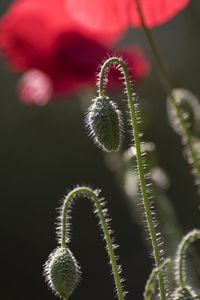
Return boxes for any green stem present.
[176,229,200,288]
[99,57,166,300]
[134,0,200,185]
[61,186,125,300]
[144,258,170,300]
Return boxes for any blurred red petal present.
[0,0,150,101]
[130,0,191,27]
[0,0,72,71]
[66,0,190,35]
[18,70,53,105]
[66,0,129,42]
[49,33,150,95]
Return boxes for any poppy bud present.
[167,89,200,137]
[172,286,197,300]
[44,247,80,299]
[86,96,123,152]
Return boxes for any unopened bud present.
[44,247,80,299]
[86,96,123,152]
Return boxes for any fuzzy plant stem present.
[60,186,125,300]
[144,258,170,300]
[135,0,200,184]
[176,229,200,288]
[99,57,166,300]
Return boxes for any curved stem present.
[99,57,166,300]
[134,0,200,185]
[176,229,200,288]
[60,186,125,300]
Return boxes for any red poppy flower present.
[66,0,190,40]
[0,0,150,105]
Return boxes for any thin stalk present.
[144,258,170,300]
[61,186,125,300]
[134,0,200,184]
[99,57,166,300]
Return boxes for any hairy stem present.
[99,57,166,300]
[176,229,200,288]
[144,258,170,300]
[60,186,125,300]
[135,0,200,185]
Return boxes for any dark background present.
[1,0,200,299]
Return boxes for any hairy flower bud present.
[167,89,200,137]
[172,286,197,300]
[44,247,80,299]
[86,96,123,152]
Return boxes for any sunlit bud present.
[86,96,123,152]
[167,89,200,137]
[172,286,197,300]
[44,247,80,299]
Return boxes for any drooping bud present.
[86,96,123,152]
[167,89,200,137]
[172,286,197,300]
[44,247,80,299]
